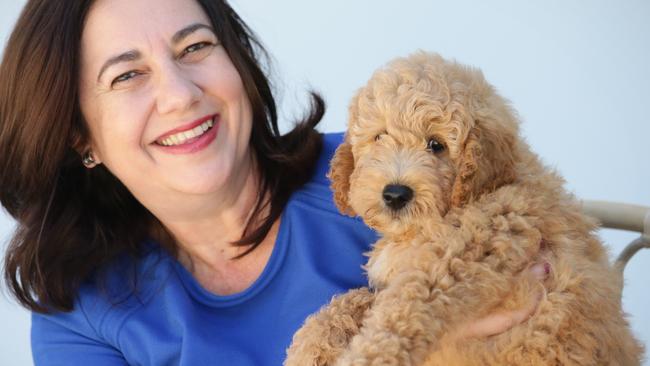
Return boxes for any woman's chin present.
[169,175,230,196]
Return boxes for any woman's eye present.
[426,137,445,153]
[111,71,140,87]
[180,42,214,59]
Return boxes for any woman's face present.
[79,0,253,215]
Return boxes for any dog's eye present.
[426,137,445,153]
[375,131,387,141]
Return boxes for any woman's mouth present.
[153,114,219,154]
[157,118,214,146]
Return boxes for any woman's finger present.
[457,285,543,339]
[529,261,551,281]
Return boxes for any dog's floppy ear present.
[328,134,356,216]
[450,121,518,207]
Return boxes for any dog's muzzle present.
[382,184,413,211]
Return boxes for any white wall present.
[1,0,648,365]
[1,1,31,365]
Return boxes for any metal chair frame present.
[581,200,650,271]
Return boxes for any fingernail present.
[544,262,550,275]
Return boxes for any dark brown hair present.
[0,0,323,313]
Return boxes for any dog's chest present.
[366,246,393,289]
[366,237,444,290]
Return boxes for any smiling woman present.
[78,0,261,217]
[0,0,324,312]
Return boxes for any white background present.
[1,0,648,365]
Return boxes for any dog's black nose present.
[382,184,413,210]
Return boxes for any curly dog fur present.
[285,52,644,365]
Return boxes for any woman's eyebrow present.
[171,23,214,45]
[97,50,141,82]
[95,23,214,83]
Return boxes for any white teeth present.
[158,118,214,146]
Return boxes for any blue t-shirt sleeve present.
[32,311,127,365]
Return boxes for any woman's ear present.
[327,134,356,216]
[70,128,86,155]
[70,129,102,168]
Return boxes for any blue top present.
[31,133,378,366]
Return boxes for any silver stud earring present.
[82,151,97,168]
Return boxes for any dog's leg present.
[284,288,375,366]
[333,270,447,366]
[334,260,518,366]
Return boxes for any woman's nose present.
[155,63,202,115]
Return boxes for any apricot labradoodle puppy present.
[284,52,643,365]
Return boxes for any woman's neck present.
[155,154,280,295]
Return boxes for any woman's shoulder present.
[285,131,376,240]
[31,244,174,349]
[313,132,344,183]
[291,132,344,208]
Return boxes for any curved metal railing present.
[581,200,650,271]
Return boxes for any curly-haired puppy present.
[285,52,644,366]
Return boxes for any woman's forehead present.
[82,0,211,54]
[79,0,213,83]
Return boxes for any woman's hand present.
[454,261,550,339]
